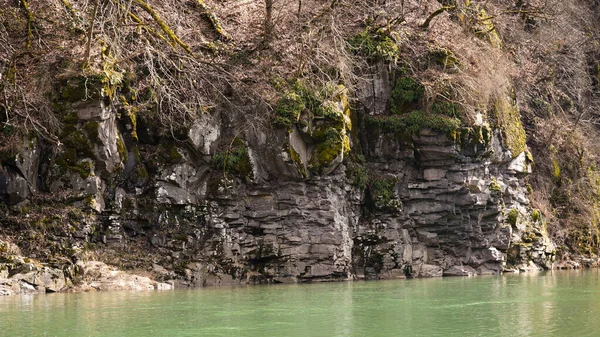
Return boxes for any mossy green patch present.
[116,134,127,163]
[132,146,141,163]
[83,121,100,144]
[276,81,352,176]
[133,165,149,181]
[156,144,184,165]
[454,3,502,48]
[59,75,104,102]
[348,27,400,62]
[84,195,95,208]
[489,177,502,192]
[56,156,93,179]
[308,127,350,174]
[521,230,537,244]
[549,145,562,185]
[531,209,542,222]
[274,92,304,128]
[119,95,139,141]
[390,77,425,113]
[455,125,491,150]
[195,0,229,40]
[287,144,307,178]
[431,100,461,119]
[475,8,502,48]
[493,96,526,158]
[507,208,519,227]
[60,127,95,161]
[346,155,368,189]
[427,47,462,71]
[168,146,183,163]
[366,110,461,135]
[273,80,349,129]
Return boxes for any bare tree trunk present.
[264,0,274,46]
[84,0,100,64]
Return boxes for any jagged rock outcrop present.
[8,0,599,293]
[0,67,555,288]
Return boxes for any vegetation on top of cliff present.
[390,76,425,113]
[273,80,347,129]
[366,111,461,135]
[348,27,400,62]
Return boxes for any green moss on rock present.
[273,80,348,129]
[493,96,526,158]
[308,124,351,174]
[116,134,127,163]
[531,209,542,222]
[287,144,307,178]
[274,92,304,128]
[56,156,93,179]
[346,156,368,189]
[276,82,352,175]
[366,110,460,135]
[83,121,100,144]
[390,77,425,113]
[507,208,519,227]
[427,47,462,71]
[59,75,104,102]
[489,177,501,192]
[133,165,149,182]
[348,27,399,62]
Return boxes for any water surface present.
[1,270,599,336]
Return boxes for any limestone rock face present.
[0,167,29,205]
[188,114,221,155]
[0,139,40,205]
[0,69,555,290]
[352,125,554,279]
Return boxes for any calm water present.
[1,270,600,336]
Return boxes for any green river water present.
[1,270,599,336]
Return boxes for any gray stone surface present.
[0,67,556,289]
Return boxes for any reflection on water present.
[1,269,599,336]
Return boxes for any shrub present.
[212,139,252,178]
[348,28,399,62]
[507,209,519,226]
[390,77,424,111]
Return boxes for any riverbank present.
[3,236,598,297]
[0,239,172,296]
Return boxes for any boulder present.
[77,261,173,291]
[444,265,477,277]
[419,264,443,277]
[10,265,67,293]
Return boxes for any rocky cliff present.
[1,0,599,292]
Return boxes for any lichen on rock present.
[492,95,527,158]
